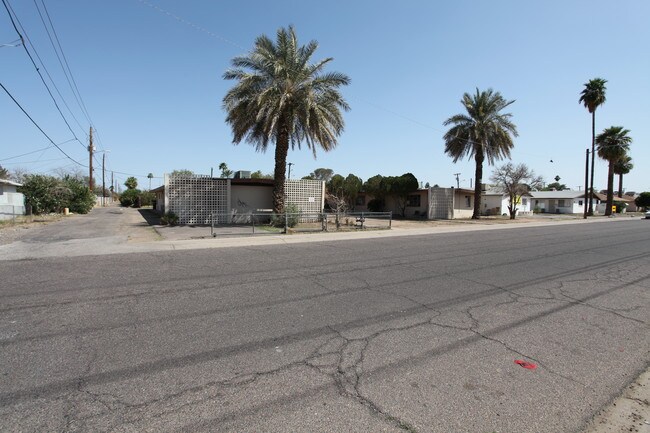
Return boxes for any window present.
[356,195,365,206]
[558,200,566,207]
[465,196,471,207]
[407,194,421,207]
[578,200,583,206]
[522,198,528,206]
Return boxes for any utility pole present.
[88,127,94,190]
[287,162,294,179]
[583,148,589,219]
[454,173,461,188]
[102,152,106,207]
[111,171,114,201]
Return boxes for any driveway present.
[0,207,159,257]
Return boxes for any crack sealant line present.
[464,306,589,388]
[455,269,650,327]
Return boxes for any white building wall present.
[231,185,273,213]
[0,184,25,220]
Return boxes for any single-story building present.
[483,190,533,216]
[0,179,25,221]
[155,173,325,225]
[593,192,635,213]
[528,190,593,214]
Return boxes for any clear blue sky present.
[2,0,649,192]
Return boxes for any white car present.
[646,211,650,219]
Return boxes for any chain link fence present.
[210,211,392,237]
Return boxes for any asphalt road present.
[0,218,648,432]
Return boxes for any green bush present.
[19,174,95,214]
[612,201,627,213]
[635,192,650,210]
[367,198,384,212]
[119,189,141,207]
[271,203,300,228]
[139,191,154,206]
[63,177,95,214]
[160,212,179,226]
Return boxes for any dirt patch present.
[582,368,650,432]
[0,214,65,245]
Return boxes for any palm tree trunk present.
[472,149,484,219]
[588,110,596,215]
[272,120,290,214]
[617,173,623,198]
[605,161,614,216]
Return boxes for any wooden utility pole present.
[102,152,106,207]
[454,173,461,188]
[88,127,94,190]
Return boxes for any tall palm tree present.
[443,88,518,219]
[596,126,632,216]
[613,154,633,198]
[579,78,607,215]
[222,26,350,214]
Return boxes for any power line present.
[2,0,86,149]
[1,81,85,167]
[37,0,105,146]
[32,0,89,139]
[137,0,245,50]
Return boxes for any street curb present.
[581,366,650,433]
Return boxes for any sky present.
[1,0,649,192]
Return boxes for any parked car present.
[646,210,650,219]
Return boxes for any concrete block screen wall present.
[164,175,325,225]
[428,187,454,219]
[284,179,325,215]
[165,175,229,225]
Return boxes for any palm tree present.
[443,88,518,219]
[579,78,607,215]
[613,154,633,198]
[596,126,632,216]
[222,26,350,214]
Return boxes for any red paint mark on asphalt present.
[514,360,537,370]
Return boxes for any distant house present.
[593,192,635,213]
[483,190,532,216]
[0,179,25,220]
[528,190,591,214]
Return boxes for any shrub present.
[612,201,627,213]
[63,177,95,214]
[635,192,650,210]
[19,175,63,214]
[160,212,179,226]
[139,191,154,206]
[19,174,95,214]
[119,189,140,207]
[367,198,384,212]
[271,203,300,228]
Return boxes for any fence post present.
[252,214,255,234]
[284,211,288,234]
[389,212,392,229]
